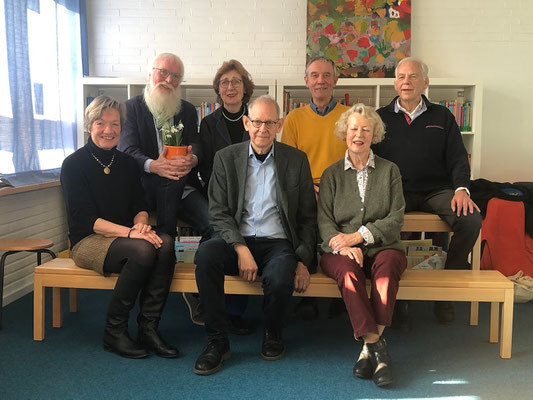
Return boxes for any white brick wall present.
[87,0,533,182]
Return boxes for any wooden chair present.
[0,238,56,329]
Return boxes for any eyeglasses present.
[153,67,182,82]
[219,78,243,88]
[249,119,279,129]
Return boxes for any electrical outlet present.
[457,90,464,98]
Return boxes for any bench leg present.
[489,302,499,343]
[469,301,479,326]
[52,288,63,328]
[33,276,45,341]
[69,288,78,313]
[500,289,514,359]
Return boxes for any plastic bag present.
[507,270,533,303]
[411,252,446,270]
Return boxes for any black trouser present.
[404,189,482,269]
[194,237,297,340]
[103,234,175,331]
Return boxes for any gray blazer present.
[208,140,317,271]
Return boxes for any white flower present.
[161,120,184,146]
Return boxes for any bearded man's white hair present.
[144,53,184,126]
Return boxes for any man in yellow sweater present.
[282,57,349,195]
[281,57,349,318]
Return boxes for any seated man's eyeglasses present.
[219,78,243,88]
[249,119,279,129]
[153,67,182,82]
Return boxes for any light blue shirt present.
[239,143,287,239]
[310,96,338,116]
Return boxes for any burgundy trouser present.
[321,249,407,339]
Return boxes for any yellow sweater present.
[281,103,349,184]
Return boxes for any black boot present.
[137,244,179,358]
[103,276,149,359]
[367,338,393,387]
[103,328,149,359]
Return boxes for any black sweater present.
[60,137,147,248]
[374,95,471,194]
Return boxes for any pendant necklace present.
[91,152,114,175]
[222,108,245,122]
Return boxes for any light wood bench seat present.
[33,257,514,358]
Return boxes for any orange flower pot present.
[164,145,187,159]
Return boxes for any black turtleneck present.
[222,105,247,144]
[60,137,147,248]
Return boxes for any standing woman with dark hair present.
[199,59,255,187]
[61,95,178,359]
[195,60,255,334]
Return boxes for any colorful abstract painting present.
[307,0,411,78]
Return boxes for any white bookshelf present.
[78,77,277,148]
[276,78,483,178]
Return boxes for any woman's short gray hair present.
[84,95,126,133]
[334,103,385,144]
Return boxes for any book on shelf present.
[283,90,308,115]
[195,102,220,121]
[438,99,472,131]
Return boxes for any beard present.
[144,81,182,126]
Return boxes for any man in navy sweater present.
[373,57,481,325]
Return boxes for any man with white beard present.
[119,53,212,243]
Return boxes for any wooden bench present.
[33,257,513,358]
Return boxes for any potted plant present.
[161,120,187,159]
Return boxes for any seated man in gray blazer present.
[193,95,317,375]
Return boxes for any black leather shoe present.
[294,297,318,320]
[353,343,373,379]
[138,327,179,358]
[194,339,231,375]
[228,315,254,335]
[434,301,455,324]
[392,300,411,332]
[103,330,149,359]
[367,338,393,387]
[261,328,285,361]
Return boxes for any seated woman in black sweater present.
[61,96,177,359]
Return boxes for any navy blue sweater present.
[373,95,471,194]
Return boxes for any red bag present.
[481,198,533,276]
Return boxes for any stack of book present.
[402,239,446,269]
[175,236,201,263]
